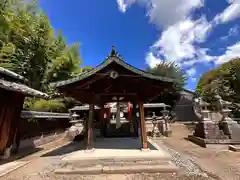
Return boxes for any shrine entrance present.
[51,47,176,151]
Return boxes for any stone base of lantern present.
[163,130,172,137]
[193,121,228,140]
[151,131,161,139]
[219,120,240,141]
[188,120,237,148]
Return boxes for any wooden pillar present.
[132,103,139,137]
[100,105,105,137]
[86,104,94,150]
[139,102,148,149]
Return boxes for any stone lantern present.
[198,98,211,122]
[161,107,171,137]
[151,112,160,138]
[217,96,239,138]
[67,112,84,141]
[218,96,232,122]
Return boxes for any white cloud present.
[191,77,197,82]
[181,59,198,67]
[145,52,162,68]
[117,0,204,27]
[152,17,212,64]
[214,0,240,24]
[216,42,240,64]
[116,0,214,68]
[186,68,196,77]
[196,48,217,62]
[220,25,239,40]
[116,0,136,12]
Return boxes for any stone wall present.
[175,94,198,122]
[19,131,66,150]
[20,118,70,140]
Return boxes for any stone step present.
[64,159,171,168]
[61,154,171,164]
[229,145,240,152]
[54,162,178,175]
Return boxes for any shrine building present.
[51,47,177,151]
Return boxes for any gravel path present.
[154,140,221,180]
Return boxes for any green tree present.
[196,58,240,115]
[147,62,187,91]
[147,62,187,107]
[197,58,240,103]
[0,0,90,112]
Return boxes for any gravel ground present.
[2,123,237,180]
[2,142,220,180]
[154,140,221,180]
[3,172,217,180]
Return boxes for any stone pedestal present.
[151,112,161,138]
[161,109,171,137]
[152,120,161,138]
[191,98,229,145]
[66,120,84,141]
[218,98,240,143]
[220,117,240,141]
[194,121,227,139]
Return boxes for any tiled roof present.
[21,111,70,118]
[0,79,49,98]
[50,52,176,88]
[0,67,27,82]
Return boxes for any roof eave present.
[0,79,49,99]
[51,55,176,88]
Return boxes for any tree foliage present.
[196,58,240,115]
[0,0,92,112]
[0,1,87,91]
[147,62,187,107]
[196,58,240,102]
[147,62,187,91]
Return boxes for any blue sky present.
[39,0,240,90]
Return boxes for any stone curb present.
[229,145,240,152]
[0,161,31,178]
[54,163,178,175]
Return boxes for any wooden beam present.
[75,75,107,90]
[86,104,94,150]
[99,93,137,96]
[99,104,105,137]
[139,102,148,149]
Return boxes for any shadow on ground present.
[0,147,43,165]
[41,138,157,157]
